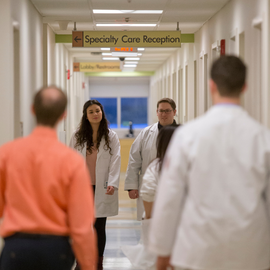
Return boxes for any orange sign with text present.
[110,47,138,52]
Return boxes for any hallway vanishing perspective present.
[1,0,270,270]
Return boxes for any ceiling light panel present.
[96,24,157,27]
[112,52,138,57]
[93,10,163,14]
[125,62,139,64]
[102,57,119,60]
[125,58,140,60]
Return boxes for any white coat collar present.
[149,122,159,133]
[208,104,245,115]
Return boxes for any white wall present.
[12,0,44,136]
[151,43,194,125]
[53,43,70,143]
[72,71,88,133]
[0,0,13,145]
[52,46,88,144]
[52,49,88,144]
[89,77,149,97]
[44,24,56,86]
[151,0,270,128]
[0,0,43,146]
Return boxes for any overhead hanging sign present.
[72,31,181,48]
[73,62,121,72]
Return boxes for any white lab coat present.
[69,130,121,218]
[125,123,159,220]
[149,105,270,270]
[141,159,160,203]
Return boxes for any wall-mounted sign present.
[72,31,181,48]
[110,47,137,52]
[73,62,121,72]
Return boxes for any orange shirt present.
[0,126,97,270]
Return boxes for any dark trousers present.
[92,185,107,257]
[95,217,107,257]
[0,234,74,270]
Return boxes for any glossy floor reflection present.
[103,173,144,270]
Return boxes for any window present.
[121,97,148,128]
[91,97,117,128]
[90,97,148,128]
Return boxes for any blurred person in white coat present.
[122,125,178,269]
[70,99,121,270]
[124,98,178,220]
[149,55,270,270]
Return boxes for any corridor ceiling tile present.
[31,0,90,17]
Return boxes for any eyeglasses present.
[157,109,173,114]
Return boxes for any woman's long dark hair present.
[74,100,112,154]
[156,125,179,173]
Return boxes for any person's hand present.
[106,186,115,195]
[156,256,173,270]
[128,189,139,199]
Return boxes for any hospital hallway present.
[2,0,270,269]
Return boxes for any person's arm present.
[106,132,121,195]
[124,131,144,198]
[68,157,97,270]
[148,129,188,257]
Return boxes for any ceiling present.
[31,0,231,72]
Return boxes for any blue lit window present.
[121,98,148,128]
[91,97,117,128]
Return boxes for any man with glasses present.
[125,98,178,220]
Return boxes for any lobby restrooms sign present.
[73,62,121,72]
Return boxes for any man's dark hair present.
[157,98,176,110]
[33,85,67,127]
[211,55,247,97]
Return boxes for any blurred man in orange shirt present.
[0,86,97,270]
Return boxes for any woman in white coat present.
[122,125,179,269]
[70,99,121,270]
[141,125,179,219]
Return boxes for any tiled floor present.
[103,173,144,270]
